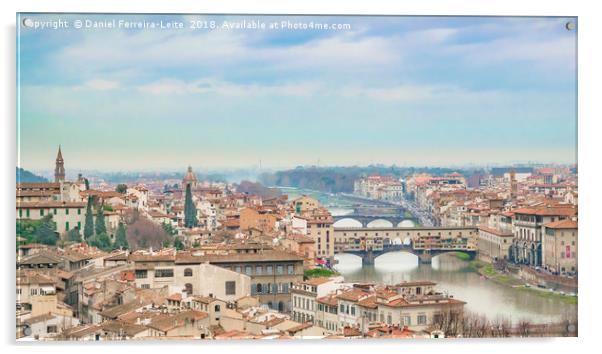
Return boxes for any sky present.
[17,14,577,172]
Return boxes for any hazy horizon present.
[18,14,577,170]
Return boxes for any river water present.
[335,252,576,324]
[278,187,577,324]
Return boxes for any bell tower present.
[54,145,65,183]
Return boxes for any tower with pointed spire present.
[54,145,65,183]
[182,165,198,190]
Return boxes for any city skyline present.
[18,14,577,170]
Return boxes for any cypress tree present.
[83,197,94,239]
[95,207,106,235]
[184,183,197,228]
[34,215,58,245]
[114,222,129,250]
[67,228,81,243]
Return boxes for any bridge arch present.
[333,218,363,228]
[397,220,416,228]
[367,219,394,228]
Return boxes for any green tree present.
[84,178,90,190]
[115,184,128,194]
[184,183,197,228]
[83,197,94,239]
[34,215,58,245]
[89,233,113,252]
[95,207,106,235]
[16,219,41,244]
[174,237,185,250]
[113,222,129,250]
[67,228,81,243]
[162,239,171,248]
[162,222,177,236]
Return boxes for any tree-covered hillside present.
[16,167,48,183]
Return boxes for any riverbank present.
[456,254,578,305]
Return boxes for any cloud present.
[78,79,120,91]
[137,78,321,97]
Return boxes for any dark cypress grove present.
[184,183,197,228]
[114,222,129,250]
[95,207,106,235]
[83,197,94,239]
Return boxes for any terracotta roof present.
[395,280,436,287]
[357,295,378,309]
[512,206,576,217]
[99,300,149,319]
[16,201,86,208]
[317,294,338,306]
[147,310,208,332]
[337,288,371,302]
[100,320,148,337]
[478,226,514,237]
[175,250,302,264]
[343,326,362,337]
[166,293,182,302]
[545,219,578,229]
[303,277,332,286]
[22,313,55,325]
[287,322,313,334]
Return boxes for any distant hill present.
[236,180,282,200]
[259,166,478,193]
[16,167,48,183]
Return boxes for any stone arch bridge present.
[333,226,478,265]
[333,214,420,228]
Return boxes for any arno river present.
[280,187,577,324]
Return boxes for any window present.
[234,266,242,273]
[40,209,44,216]
[47,325,58,333]
[141,284,150,289]
[53,208,57,215]
[402,315,411,325]
[255,265,263,275]
[277,265,284,274]
[65,208,69,215]
[287,265,294,275]
[351,306,356,316]
[272,283,278,294]
[184,268,193,277]
[340,304,344,313]
[256,283,263,294]
[77,222,81,230]
[417,314,427,325]
[135,270,147,279]
[225,281,236,295]
[154,269,174,278]
[266,265,273,275]
[184,283,193,294]
[245,266,252,275]
[65,222,69,230]
[26,209,30,217]
[78,208,82,215]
